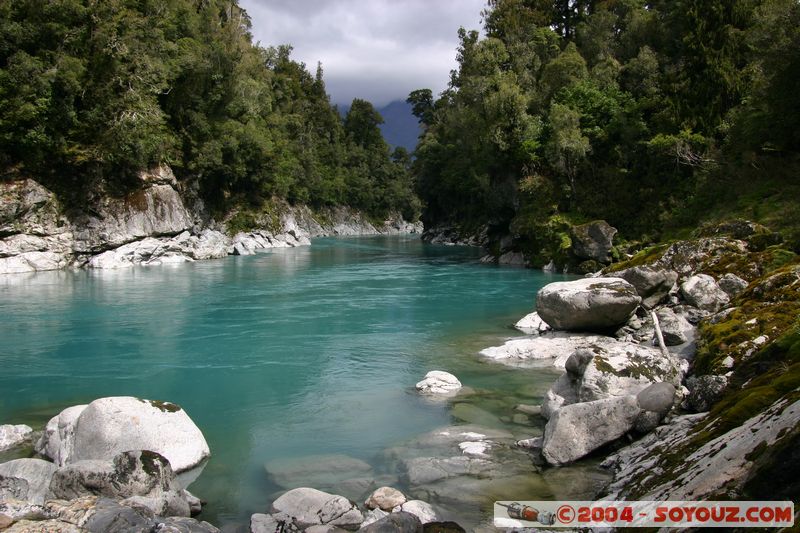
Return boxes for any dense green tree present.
[410,0,797,246]
[0,0,417,220]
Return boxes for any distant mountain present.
[377,100,422,153]
[337,100,421,153]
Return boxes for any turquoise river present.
[0,235,607,529]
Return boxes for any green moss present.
[694,261,800,374]
[226,199,284,235]
[143,399,182,413]
[604,243,670,272]
[593,356,617,376]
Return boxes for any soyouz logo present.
[493,501,795,528]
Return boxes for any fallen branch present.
[651,310,669,357]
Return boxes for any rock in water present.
[542,395,641,465]
[536,278,641,332]
[680,274,730,312]
[270,487,363,530]
[570,221,617,263]
[513,312,551,334]
[611,266,678,309]
[0,458,57,505]
[392,501,439,525]
[37,397,209,473]
[415,371,462,395]
[365,487,407,511]
[0,424,33,451]
[264,453,373,490]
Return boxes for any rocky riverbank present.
[478,221,799,526]
[0,167,422,274]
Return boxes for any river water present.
[0,236,607,529]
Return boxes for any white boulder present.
[536,278,641,331]
[513,312,551,334]
[542,395,641,465]
[415,371,462,395]
[270,487,363,530]
[680,274,730,312]
[36,397,209,473]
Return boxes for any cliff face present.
[0,167,422,274]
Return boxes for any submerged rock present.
[0,424,33,451]
[536,278,641,332]
[37,397,209,473]
[264,453,373,491]
[415,372,462,395]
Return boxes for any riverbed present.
[0,235,607,529]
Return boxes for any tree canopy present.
[0,0,418,220]
[410,0,800,252]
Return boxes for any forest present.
[409,0,800,264]
[2,0,798,253]
[0,0,419,220]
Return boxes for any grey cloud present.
[239,0,486,106]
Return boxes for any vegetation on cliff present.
[409,0,800,259]
[0,0,419,221]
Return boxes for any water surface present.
[0,236,581,527]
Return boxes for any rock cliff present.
[0,167,422,274]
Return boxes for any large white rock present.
[364,486,407,511]
[415,371,462,395]
[37,397,209,473]
[35,404,86,466]
[72,177,194,254]
[0,424,33,451]
[542,395,641,465]
[680,274,730,312]
[536,277,641,331]
[541,342,681,419]
[270,487,363,530]
[0,458,57,505]
[391,500,439,524]
[480,333,617,368]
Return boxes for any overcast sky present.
[239,0,487,107]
